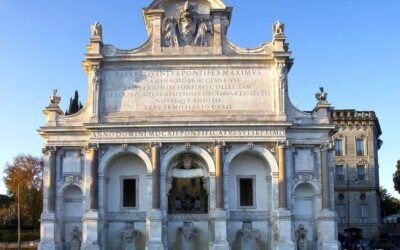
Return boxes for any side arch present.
[224,144,278,174]
[99,146,152,176]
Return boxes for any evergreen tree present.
[65,90,83,115]
[393,160,400,193]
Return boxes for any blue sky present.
[0,0,399,196]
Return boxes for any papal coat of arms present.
[162,0,213,47]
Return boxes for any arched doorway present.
[62,185,83,249]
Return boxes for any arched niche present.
[62,185,83,249]
[292,183,318,248]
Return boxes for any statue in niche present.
[273,21,285,36]
[194,19,213,47]
[120,222,136,250]
[315,87,328,103]
[163,17,179,47]
[239,221,260,250]
[49,89,61,107]
[296,225,308,250]
[91,22,102,39]
[70,226,81,250]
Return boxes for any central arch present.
[161,145,215,249]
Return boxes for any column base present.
[39,212,58,250]
[81,210,100,250]
[38,242,58,250]
[146,209,164,250]
[317,209,340,250]
[209,209,230,250]
[273,209,295,250]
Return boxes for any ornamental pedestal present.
[146,209,164,250]
[38,212,58,250]
[210,209,230,250]
[317,209,340,250]
[81,210,100,250]
[273,209,295,250]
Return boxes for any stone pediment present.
[143,0,232,51]
[148,0,226,9]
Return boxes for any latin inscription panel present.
[102,68,274,115]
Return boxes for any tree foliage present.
[3,155,43,226]
[380,187,400,218]
[393,160,400,193]
[65,90,83,115]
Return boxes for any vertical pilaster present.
[317,142,340,250]
[210,11,222,55]
[47,147,57,212]
[214,141,224,209]
[277,141,287,209]
[320,142,331,209]
[39,146,58,249]
[81,143,100,250]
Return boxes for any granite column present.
[277,142,287,208]
[211,141,229,250]
[215,142,224,209]
[146,142,163,250]
[90,144,99,210]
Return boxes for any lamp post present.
[17,177,21,250]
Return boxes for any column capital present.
[214,141,225,148]
[42,146,57,155]
[277,140,288,149]
[150,142,162,148]
[320,141,333,152]
[86,143,99,151]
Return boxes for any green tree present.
[380,187,400,218]
[65,90,83,115]
[393,160,400,193]
[3,155,43,226]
